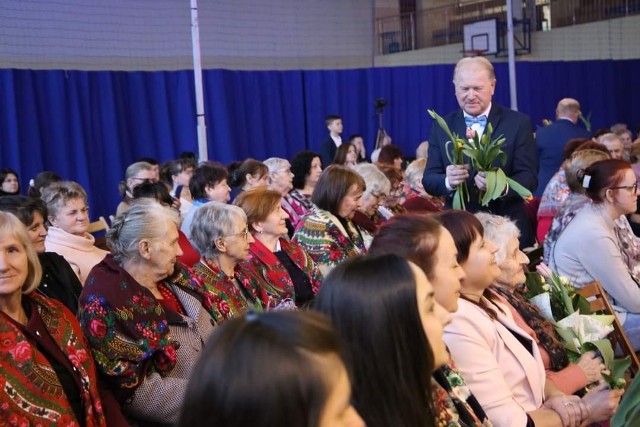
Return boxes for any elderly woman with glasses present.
[235,188,323,309]
[116,161,157,216]
[264,157,299,234]
[190,202,267,321]
[478,212,606,396]
[41,181,108,285]
[78,199,219,425]
[351,163,390,247]
[293,165,366,275]
[377,164,408,220]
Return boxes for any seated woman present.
[115,161,157,216]
[78,199,219,425]
[41,181,108,285]
[348,134,367,163]
[132,181,201,268]
[264,157,297,235]
[350,163,390,247]
[478,212,604,395]
[333,142,358,168]
[440,210,621,427]
[27,171,62,198]
[227,158,269,201]
[543,148,611,264]
[0,211,127,426]
[178,310,363,427]
[161,158,196,217]
[369,214,491,426]
[376,144,403,171]
[235,188,322,308]
[315,254,451,427]
[536,138,590,242]
[402,158,444,213]
[377,164,407,219]
[0,167,20,196]
[190,202,265,321]
[289,150,323,219]
[180,161,231,240]
[293,165,366,275]
[0,195,83,313]
[550,158,640,350]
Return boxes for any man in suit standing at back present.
[423,56,538,248]
[534,98,591,197]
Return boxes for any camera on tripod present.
[374,98,388,113]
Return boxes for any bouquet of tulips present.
[428,109,532,209]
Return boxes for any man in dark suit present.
[319,114,343,168]
[423,56,538,248]
[534,98,591,196]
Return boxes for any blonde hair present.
[405,158,427,188]
[0,212,42,293]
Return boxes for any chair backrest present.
[577,280,640,376]
[524,245,544,272]
[87,216,110,234]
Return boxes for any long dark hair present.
[291,151,320,190]
[315,254,435,427]
[178,310,346,427]
[437,210,503,320]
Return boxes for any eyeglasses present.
[610,182,639,193]
[224,227,251,241]
[370,192,387,200]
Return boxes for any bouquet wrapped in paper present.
[525,263,630,389]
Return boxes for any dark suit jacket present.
[534,119,591,196]
[423,103,538,247]
[320,136,338,168]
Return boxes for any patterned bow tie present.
[465,115,488,127]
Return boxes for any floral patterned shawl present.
[292,208,366,272]
[78,254,219,402]
[192,258,265,322]
[1,292,106,427]
[492,286,569,371]
[241,237,323,308]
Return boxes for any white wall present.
[374,15,640,67]
[0,0,375,71]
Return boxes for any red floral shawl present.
[78,254,219,402]
[242,237,323,307]
[0,292,106,427]
[192,259,266,322]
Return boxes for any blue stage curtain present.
[1,59,639,219]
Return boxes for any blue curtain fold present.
[1,59,639,219]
